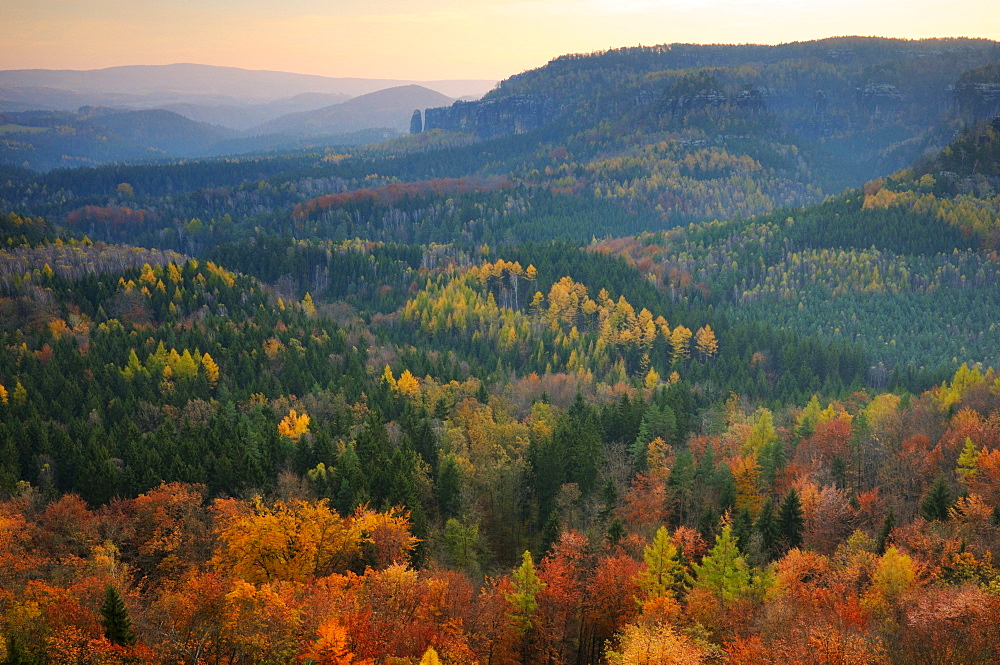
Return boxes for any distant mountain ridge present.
[0,63,496,133]
[253,85,455,136]
[0,63,495,102]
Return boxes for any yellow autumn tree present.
[694,325,718,359]
[278,408,310,441]
[608,622,706,665]
[646,437,672,481]
[0,384,7,405]
[12,381,27,407]
[730,454,763,517]
[381,364,397,389]
[302,292,317,318]
[864,546,916,618]
[670,325,692,363]
[174,349,199,380]
[419,646,442,665]
[396,369,421,397]
[202,352,220,388]
[644,367,661,389]
[139,263,157,285]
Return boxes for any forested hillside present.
[596,118,1000,385]
[2,37,1000,665]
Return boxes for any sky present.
[4,0,1000,81]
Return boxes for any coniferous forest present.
[3,37,1000,664]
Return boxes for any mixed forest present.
[3,37,1000,664]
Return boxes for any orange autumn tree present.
[212,498,363,583]
[305,619,372,665]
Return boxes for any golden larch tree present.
[670,326,692,363]
[694,325,718,359]
[201,352,220,388]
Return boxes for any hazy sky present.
[4,0,999,80]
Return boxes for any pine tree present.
[777,488,804,550]
[437,454,463,519]
[540,511,562,555]
[100,585,136,646]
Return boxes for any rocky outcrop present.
[857,83,905,113]
[954,82,1000,118]
[423,94,561,138]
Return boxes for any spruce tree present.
[599,477,618,520]
[777,488,804,550]
[100,584,136,646]
[755,497,779,557]
[876,506,896,554]
[606,516,625,545]
[920,475,953,522]
[732,508,754,555]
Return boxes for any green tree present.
[921,475,953,522]
[637,526,688,601]
[506,551,546,633]
[755,497,779,557]
[100,585,136,646]
[693,524,751,603]
[876,506,896,555]
[777,488,804,550]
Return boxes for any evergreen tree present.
[876,506,896,555]
[437,454,463,518]
[559,393,602,494]
[731,508,754,555]
[697,505,720,542]
[756,497,780,557]
[921,475,953,522]
[606,516,625,545]
[667,449,695,525]
[632,403,676,467]
[100,585,136,646]
[599,477,618,521]
[777,488,804,550]
[540,511,562,555]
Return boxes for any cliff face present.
[424,94,562,138]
